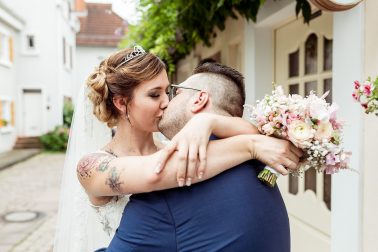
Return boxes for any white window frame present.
[0,96,14,134]
[63,37,72,70]
[0,26,12,68]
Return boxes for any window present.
[0,98,14,132]
[22,32,38,55]
[286,32,333,209]
[0,28,12,66]
[69,45,73,69]
[63,37,72,70]
[63,37,66,65]
[27,35,35,49]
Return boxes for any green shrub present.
[40,125,69,152]
[63,100,74,127]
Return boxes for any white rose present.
[315,121,333,141]
[287,120,314,148]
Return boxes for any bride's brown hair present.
[86,48,166,127]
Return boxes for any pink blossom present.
[363,83,372,96]
[329,103,339,121]
[326,152,339,166]
[325,165,339,174]
[352,93,359,101]
[262,123,275,135]
[354,80,360,90]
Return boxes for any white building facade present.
[0,0,79,152]
[177,0,377,251]
[0,1,24,152]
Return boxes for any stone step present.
[13,137,42,149]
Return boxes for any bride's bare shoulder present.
[76,152,115,180]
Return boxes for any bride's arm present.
[78,134,299,197]
[206,113,259,137]
[161,113,261,185]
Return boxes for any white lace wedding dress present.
[90,196,129,237]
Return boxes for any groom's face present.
[158,79,197,139]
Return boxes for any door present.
[274,11,333,252]
[23,89,43,136]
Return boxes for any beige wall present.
[176,17,245,83]
[362,0,378,250]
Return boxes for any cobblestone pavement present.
[0,153,65,252]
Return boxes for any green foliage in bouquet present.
[121,0,312,74]
[40,126,69,152]
[63,100,74,127]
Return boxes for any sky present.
[85,0,140,24]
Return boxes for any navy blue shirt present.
[102,160,290,252]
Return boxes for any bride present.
[54,46,295,251]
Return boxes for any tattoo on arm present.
[77,153,115,179]
[97,156,114,172]
[105,167,123,194]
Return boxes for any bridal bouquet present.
[244,86,351,187]
[352,77,378,116]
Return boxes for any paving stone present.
[0,153,64,252]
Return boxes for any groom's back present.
[106,160,290,252]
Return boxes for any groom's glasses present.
[168,84,201,101]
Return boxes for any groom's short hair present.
[193,62,245,117]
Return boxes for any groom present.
[102,63,291,251]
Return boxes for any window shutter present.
[0,102,3,128]
[9,36,13,62]
[11,101,15,126]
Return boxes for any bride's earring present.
[125,102,131,124]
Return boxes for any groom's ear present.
[190,91,209,113]
[112,95,128,114]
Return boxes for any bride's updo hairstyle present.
[86,47,166,127]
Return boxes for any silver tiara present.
[115,45,146,69]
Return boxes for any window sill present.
[0,60,12,68]
[64,65,72,72]
[0,127,14,134]
[21,50,40,57]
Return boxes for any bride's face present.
[126,70,170,132]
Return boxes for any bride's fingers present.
[269,163,288,176]
[154,141,177,174]
[274,164,288,176]
[290,145,303,158]
[282,157,297,171]
[185,143,198,186]
[176,142,189,187]
[197,144,207,179]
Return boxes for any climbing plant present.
[120,0,312,74]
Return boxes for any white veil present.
[54,84,112,251]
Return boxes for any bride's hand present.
[250,135,303,175]
[158,113,215,187]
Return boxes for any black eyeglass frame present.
[168,84,201,101]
